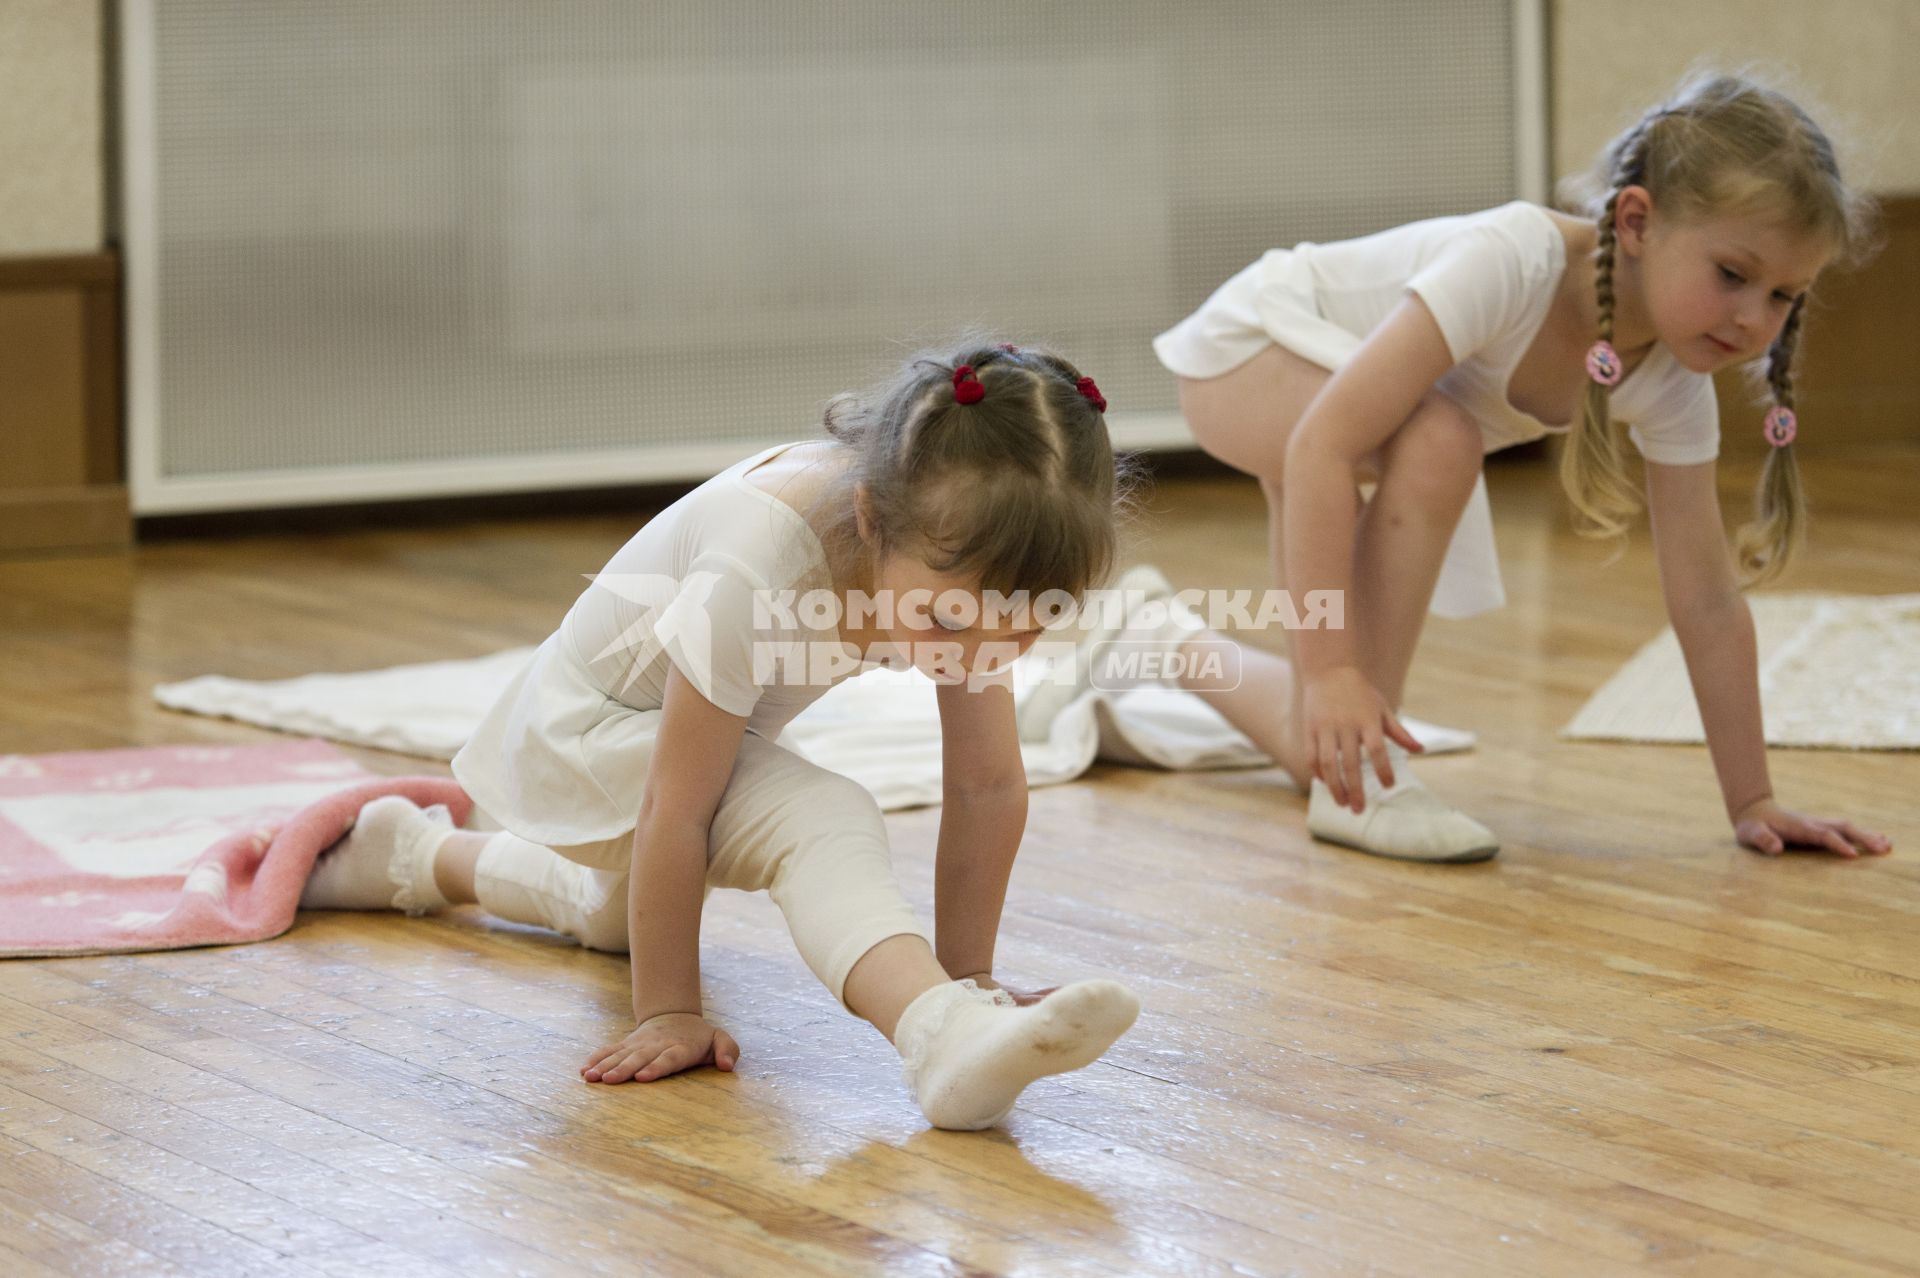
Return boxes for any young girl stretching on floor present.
[300,342,1143,1129]
[1130,71,1892,863]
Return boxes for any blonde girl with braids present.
[297,340,1146,1130]
[1145,70,1892,863]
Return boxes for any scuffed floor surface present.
[2,448,1917,1276]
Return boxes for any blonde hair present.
[1558,70,1878,583]
[806,338,1143,605]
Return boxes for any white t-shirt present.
[561,441,865,733]
[1152,200,1720,466]
[451,441,872,845]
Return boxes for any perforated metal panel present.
[122,0,1544,513]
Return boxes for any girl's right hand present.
[581,1012,740,1084]
[1302,665,1424,813]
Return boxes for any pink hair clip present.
[1584,340,1623,387]
[1075,376,1107,412]
[1763,405,1797,447]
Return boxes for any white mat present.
[1562,592,1920,749]
[155,647,1475,812]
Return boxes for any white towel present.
[156,647,1475,812]
[1563,592,1920,750]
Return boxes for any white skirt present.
[451,627,672,849]
[1153,251,1507,620]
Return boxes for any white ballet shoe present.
[1305,746,1498,863]
[1016,564,1201,742]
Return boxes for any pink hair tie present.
[1075,376,1107,413]
[952,364,984,405]
[1763,405,1797,447]
[1584,340,1623,387]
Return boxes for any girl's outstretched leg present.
[431,830,487,903]
[466,832,630,952]
[300,797,633,949]
[1017,561,1314,787]
[713,735,1140,1129]
[840,933,949,1040]
[1170,628,1313,787]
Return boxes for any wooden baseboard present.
[0,485,132,554]
[0,251,125,556]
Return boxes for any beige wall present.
[2,3,1912,259]
[1552,0,1919,197]
[0,0,101,255]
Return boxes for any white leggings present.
[469,731,929,1004]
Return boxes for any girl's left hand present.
[1733,798,1893,858]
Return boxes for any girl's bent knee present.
[785,773,887,841]
[1412,392,1479,444]
[1396,397,1484,488]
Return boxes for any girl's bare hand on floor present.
[582,1012,739,1083]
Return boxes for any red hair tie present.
[952,364,985,405]
[1075,376,1107,413]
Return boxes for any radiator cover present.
[121,0,1546,513]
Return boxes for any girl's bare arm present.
[931,666,1029,982]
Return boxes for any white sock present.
[894,978,1141,1130]
[299,795,455,914]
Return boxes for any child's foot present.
[1304,745,1497,863]
[1017,564,1203,741]
[299,795,456,913]
[894,977,1141,1130]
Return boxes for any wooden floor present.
[2,446,1918,1277]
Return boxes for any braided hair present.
[1559,71,1876,583]
[1735,296,1809,579]
[1560,129,1655,544]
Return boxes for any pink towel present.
[0,738,470,957]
